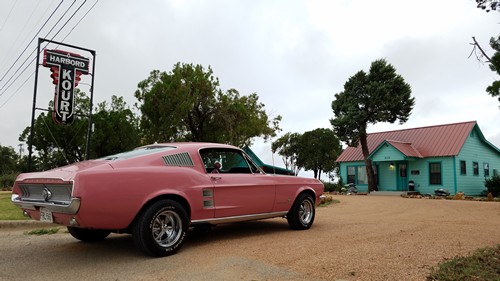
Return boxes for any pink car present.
[11,143,324,256]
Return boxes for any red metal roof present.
[385,140,424,158]
[336,121,477,162]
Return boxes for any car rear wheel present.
[287,193,315,230]
[67,227,111,242]
[133,199,188,257]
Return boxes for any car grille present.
[162,152,194,167]
[18,183,73,205]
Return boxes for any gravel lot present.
[1,195,499,281]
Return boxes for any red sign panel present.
[43,49,90,124]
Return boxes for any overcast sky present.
[0,0,499,174]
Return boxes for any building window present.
[357,166,368,184]
[347,165,378,185]
[429,163,442,185]
[473,162,479,176]
[484,163,489,177]
[347,166,356,184]
[460,161,466,175]
[494,169,498,177]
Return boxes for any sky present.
[0,0,499,176]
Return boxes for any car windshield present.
[101,146,176,160]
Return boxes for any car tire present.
[287,193,315,230]
[67,227,111,242]
[133,199,188,257]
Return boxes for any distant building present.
[336,121,500,195]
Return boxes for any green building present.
[336,121,500,195]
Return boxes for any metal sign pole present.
[27,38,96,170]
[27,38,42,172]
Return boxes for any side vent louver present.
[162,152,194,167]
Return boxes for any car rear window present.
[101,146,176,160]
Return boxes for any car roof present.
[139,142,239,151]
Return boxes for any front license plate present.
[39,208,53,223]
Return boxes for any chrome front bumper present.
[11,194,81,215]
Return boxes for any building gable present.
[337,121,477,162]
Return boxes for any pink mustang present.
[12,143,324,256]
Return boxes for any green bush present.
[484,175,500,197]
[323,177,344,193]
[0,173,17,190]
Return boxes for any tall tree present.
[272,132,303,176]
[91,95,142,158]
[486,36,500,103]
[470,36,500,105]
[19,89,90,170]
[134,63,281,147]
[297,128,341,180]
[331,59,414,192]
[476,0,499,12]
[0,145,19,174]
[19,91,140,170]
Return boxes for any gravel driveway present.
[1,195,499,281]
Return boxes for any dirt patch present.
[1,195,499,281]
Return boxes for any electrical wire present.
[0,0,64,86]
[0,0,17,34]
[0,0,75,94]
[0,0,43,72]
[0,0,99,109]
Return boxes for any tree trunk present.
[359,133,377,192]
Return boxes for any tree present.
[91,95,141,158]
[0,145,19,174]
[296,128,342,180]
[470,36,500,105]
[476,0,499,12]
[272,132,303,176]
[486,36,500,102]
[19,91,140,170]
[134,63,281,147]
[19,89,90,170]
[331,59,414,192]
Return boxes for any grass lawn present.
[0,191,29,220]
[428,245,500,281]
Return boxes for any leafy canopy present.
[331,59,414,192]
[20,90,141,171]
[297,128,342,181]
[134,63,281,147]
[331,59,414,146]
[486,36,500,103]
[272,132,303,176]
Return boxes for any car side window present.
[199,148,262,174]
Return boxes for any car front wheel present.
[287,193,316,230]
[67,227,111,242]
[133,199,188,257]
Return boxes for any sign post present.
[27,38,96,171]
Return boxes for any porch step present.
[368,191,405,196]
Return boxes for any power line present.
[0,0,99,109]
[0,0,64,87]
[0,0,17,34]
[0,0,77,97]
[0,0,44,71]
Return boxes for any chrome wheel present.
[287,193,316,230]
[133,199,188,257]
[152,210,183,248]
[298,199,314,225]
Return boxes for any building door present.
[397,162,408,191]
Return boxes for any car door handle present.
[211,176,222,181]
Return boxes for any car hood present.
[16,159,112,182]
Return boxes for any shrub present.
[323,177,344,193]
[0,173,17,190]
[484,175,500,197]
